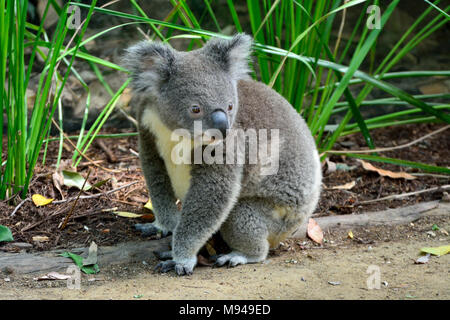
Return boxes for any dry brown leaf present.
[34,272,72,281]
[141,213,155,221]
[52,171,65,199]
[331,181,356,190]
[119,88,132,107]
[358,160,416,180]
[326,159,337,173]
[197,254,213,267]
[307,218,323,245]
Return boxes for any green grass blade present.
[342,153,450,175]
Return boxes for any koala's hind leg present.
[215,198,271,267]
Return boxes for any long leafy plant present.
[2,0,449,201]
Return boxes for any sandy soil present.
[1,215,448,300]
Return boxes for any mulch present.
[0,122,449,252]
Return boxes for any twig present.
[327,125,450,154]
[60,169,92,230]
[78,156,138,168]
[410,173,450,179]
[117,106,138,128]
[109,198,139,206]
[97,139,118,163]
[359,184,450,204]
[129,148,139,157]
[10,198,29,217]
[52,181,140,205]
[333,0,348,54]
[136,26,152,41]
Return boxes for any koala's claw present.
[175,264,194,276]
[154,260,194,276]
[154,257,196,276]
[154,260,176,273]
[213,253,249,268]
[134,223,170,238]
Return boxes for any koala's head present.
[123,34,252,139]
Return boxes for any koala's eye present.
[191,105,201,114]
[228,104,233,112]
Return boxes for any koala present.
[123,34,322,275]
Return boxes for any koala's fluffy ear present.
[122,41,175,93]
[202,33,253,80]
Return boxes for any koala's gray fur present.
[123,34,322,275]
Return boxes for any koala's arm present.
[139,130,180,233]
[171,163,242,268]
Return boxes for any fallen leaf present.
[35,272,72,281]
[332,181,356,190]
[197,254,213,266]
[32,236,49,242]
[326,159,337,173]
[141,213,155,221]
[426,231,436,237]
[205,242,217,257]
[119,88,132,107]
[113,211,143,218]
[358,160,416,180]
[52,171,65,199]
[62,170,92,190]
[307,218,323,245]
[415,253,431,264]
[83,242,98,266]
[0,225,14,242]
[32,194,54,207]
[347,231,354,239]
[144,199,153,211]
[60,252,99,274]
[420,245,450,257]
[91,179,110,190]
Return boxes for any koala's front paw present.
[154,257,197,276]
[134,223,171,238]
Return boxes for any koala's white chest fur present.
[140,109,192,201]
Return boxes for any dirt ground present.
[1,123,449,251]
[0,215,449,300]
[1,123,449,300]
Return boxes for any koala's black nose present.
[211,110,229,137]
